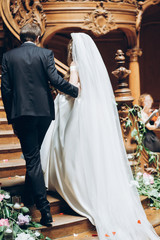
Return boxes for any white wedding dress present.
[41,33,160,240]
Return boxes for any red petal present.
[137,220,141,224]
[112,232,116,235]
[105,234,110,237]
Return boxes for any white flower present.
[130,180,140,188]
[144,180,150,185]
[136,172,143,181]
[15,233,34,240]
[137,172,143,176]
[34,231,40,237]
[149,189,159,198]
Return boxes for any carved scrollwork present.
[83,2,117,36]
[119,105,129,142]
[10,0,46,35]
[126,47,142,62]
[54,0,137,4]
[152,0,160,4]
[123,0,137,5]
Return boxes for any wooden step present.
[56,230,98,240]
[0,118,12,130]
[145,208,160,235]
[0,158,26,178]
[0,175,25,196]
[33,214,94,240]
[140,195,150,209]
[0,175,25,187]
[0,143,22,160]
[0,177,94,239]
[30,192,71,219]
[0,130,20,144]
[0,174,160,238]
[0,93,3,106]
[0,106,6,117]
[145,208,160,228]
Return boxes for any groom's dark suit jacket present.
[1,42,78,124]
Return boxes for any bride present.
[41,33,159,240]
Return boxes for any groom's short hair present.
[20,23,41,43]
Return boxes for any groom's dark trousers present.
[1,42,78,211]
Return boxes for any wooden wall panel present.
[139,5,160,108]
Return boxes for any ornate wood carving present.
[0,0,46,40]
[112,50,137,155]
[126,47,142,62]
[10,0,46,34]
[50,0,137,4]
[83,2,117,36]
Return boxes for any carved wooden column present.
[126,47,142,105]
[112,50,137,157]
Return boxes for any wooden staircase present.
[0,78,96,239]
[1,79,160,239]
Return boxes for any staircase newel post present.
[112,50,137,161]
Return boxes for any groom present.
[1,23,79,226]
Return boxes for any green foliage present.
[0,189,51,240]
[125,104,159,169]
[21,207,30,214]
[136,173,160,209]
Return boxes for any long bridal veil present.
[41,33,159,240]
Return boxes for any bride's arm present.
[69,62,80,91]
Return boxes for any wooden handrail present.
[55,58,68,76]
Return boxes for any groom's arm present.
[46,50,78,98]
[1,53,13,124]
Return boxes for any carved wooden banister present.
[55,58,68,75]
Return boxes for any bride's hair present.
[64,40,73,82]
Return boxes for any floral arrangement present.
[133,171,160,209]
[0,189,51,240]
[124,105,160,208]
[125,104,159,169]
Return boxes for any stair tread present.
[0,175,25,187]
[57,230,98,240]
[0,130,14,135]
[0,118,7,120]
[0,118,7,122]
[0,143,21,150]
[34,213,87,229]
[0,158,25,168]
[140,195,148,201]
[145,208,160,227]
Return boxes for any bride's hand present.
[69,62,79,85]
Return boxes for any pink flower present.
[0,194,4,202]
[0,219,9,226]
[17,214,31,226]
[143,173,154,185]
